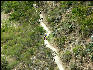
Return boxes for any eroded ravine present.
[40,12,64,70]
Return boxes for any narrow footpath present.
[39,12,64,70]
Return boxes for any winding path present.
[39,12,64,70]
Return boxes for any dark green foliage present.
[86,43,93,53]
[73,45,83,56]
[60,1,73,9]
[62,50,72,64]
[56,36,66,49]
[71,2,93,37]
[1,1,34,13]
[1,1,57,69]
[70,63,81,70]
[86,43,93,62]
[1,1,39,24]
[1,56,9,70]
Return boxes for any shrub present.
[1,56,9,70]
[62,50,72,65]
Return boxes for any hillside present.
[40,1,93,70]
[1,1,57,70]
[1,1,93,70]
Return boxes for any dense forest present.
[1,1,93,70]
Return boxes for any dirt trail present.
[40,12,64,70]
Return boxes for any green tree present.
[73,45,83,64]
[70,63,81,70]
[62,50,72,65]
[1,56,9,70]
